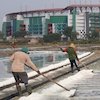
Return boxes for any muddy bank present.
[0,44,100,57]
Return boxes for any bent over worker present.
[10,47,40,96]
[60,43,80,73]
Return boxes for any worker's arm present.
[60,48,67,52]
[74,49,79,61]
[25,56,40,74]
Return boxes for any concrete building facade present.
[2,4,100,40]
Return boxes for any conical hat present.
[69,43,76,48]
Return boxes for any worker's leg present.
[16,84,22,96]
[70,60,74,73]
[74,60,80,71]
[25,84,32,95]
[12,72,22,96]
[19,72,32,95]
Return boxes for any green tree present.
[43,33,61,42]
[63,27,77,40]
[14,31,27,38]
[87,30,99,40]
[0,31,3,39]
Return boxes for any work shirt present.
[60,47,79,61]
[10,51,39,72]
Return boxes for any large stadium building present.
[2,4,100,40]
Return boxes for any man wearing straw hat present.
[60,43,80,73]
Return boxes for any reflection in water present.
[0,59,12,81]
[30,51,67,68]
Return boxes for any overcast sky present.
[0,0,99,30]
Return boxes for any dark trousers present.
[12,72,28,85]
[12,72,32,95]
[70,59,80,73]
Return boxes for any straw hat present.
[69,43,76,48]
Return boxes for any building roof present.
[6,8,64,16]
[6,4,100,16]
[64,4,100,10]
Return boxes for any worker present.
[10,47,40,96]
[60,43,80,73]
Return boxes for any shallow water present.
[29,51,67,68]
[0,51,86,82]
[0,51,67,82]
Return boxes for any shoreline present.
[0,44,100,57]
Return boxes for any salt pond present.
[0,51,92,88]
[0,51,84,82]
[19,69,94,100]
